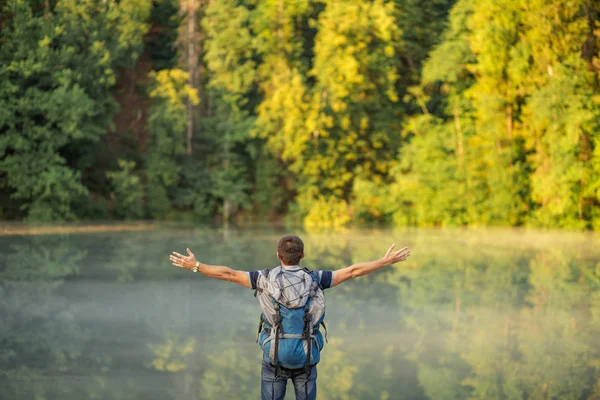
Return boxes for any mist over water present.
[1,227,599,399]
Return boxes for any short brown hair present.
[277,234,304,265]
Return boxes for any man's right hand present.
[170,248,198,271]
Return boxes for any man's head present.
[277,234,304,266]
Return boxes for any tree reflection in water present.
[0,228,599,399]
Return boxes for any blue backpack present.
[254,267,328,377]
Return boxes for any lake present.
[1,227,599,399]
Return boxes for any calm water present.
[1,227,599,400]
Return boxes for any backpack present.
[254,266,328,375]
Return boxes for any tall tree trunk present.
[453,103,464,163]
[223,198,231,225]
[506,104,514,167]
[185,0,198,155]
[583,0,599,64]
[179,0,203,155]
[506,105,513,141]
[223,156,231,224]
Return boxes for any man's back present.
[251,265,331,400]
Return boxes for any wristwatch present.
[192,261,200,273]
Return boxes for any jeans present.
[261,361,317,400]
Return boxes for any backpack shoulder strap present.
[253,268,271,297]
[303,268,323,291]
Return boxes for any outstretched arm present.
[331,244,411,288]
[169,248,251,288]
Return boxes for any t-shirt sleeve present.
[248,269,269,290]
[247,271,259,290]
[316,270,335,290]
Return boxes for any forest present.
[1,0,600,230]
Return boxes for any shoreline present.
[0,223,156,236]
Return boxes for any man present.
[170,234,411,400]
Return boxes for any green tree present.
[518,0,600,229]
[202,0,292,221]
[146,68,199,218]
[382,0,481,227]
[253,0,402,228]
[0,0,151,221]
[106,159,145,219]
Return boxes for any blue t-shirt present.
[248,266,335,290]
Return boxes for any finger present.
[392,247,409,256]
[397,249,410,257]
[172,252,186,259]
[392,247,410,256]
[395,253,410,262]
[186,248,195,257]
[392,254,410,263]
[385,244,395,258]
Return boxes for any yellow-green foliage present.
[385,0,600,229]
[148,336,196,372]
[2,0,600,229]
[149,69,200,111]
[303,195,352,231]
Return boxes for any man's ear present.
[276,251,281,261]
[301,252,305,259]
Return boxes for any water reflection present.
[0,228,599,399]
